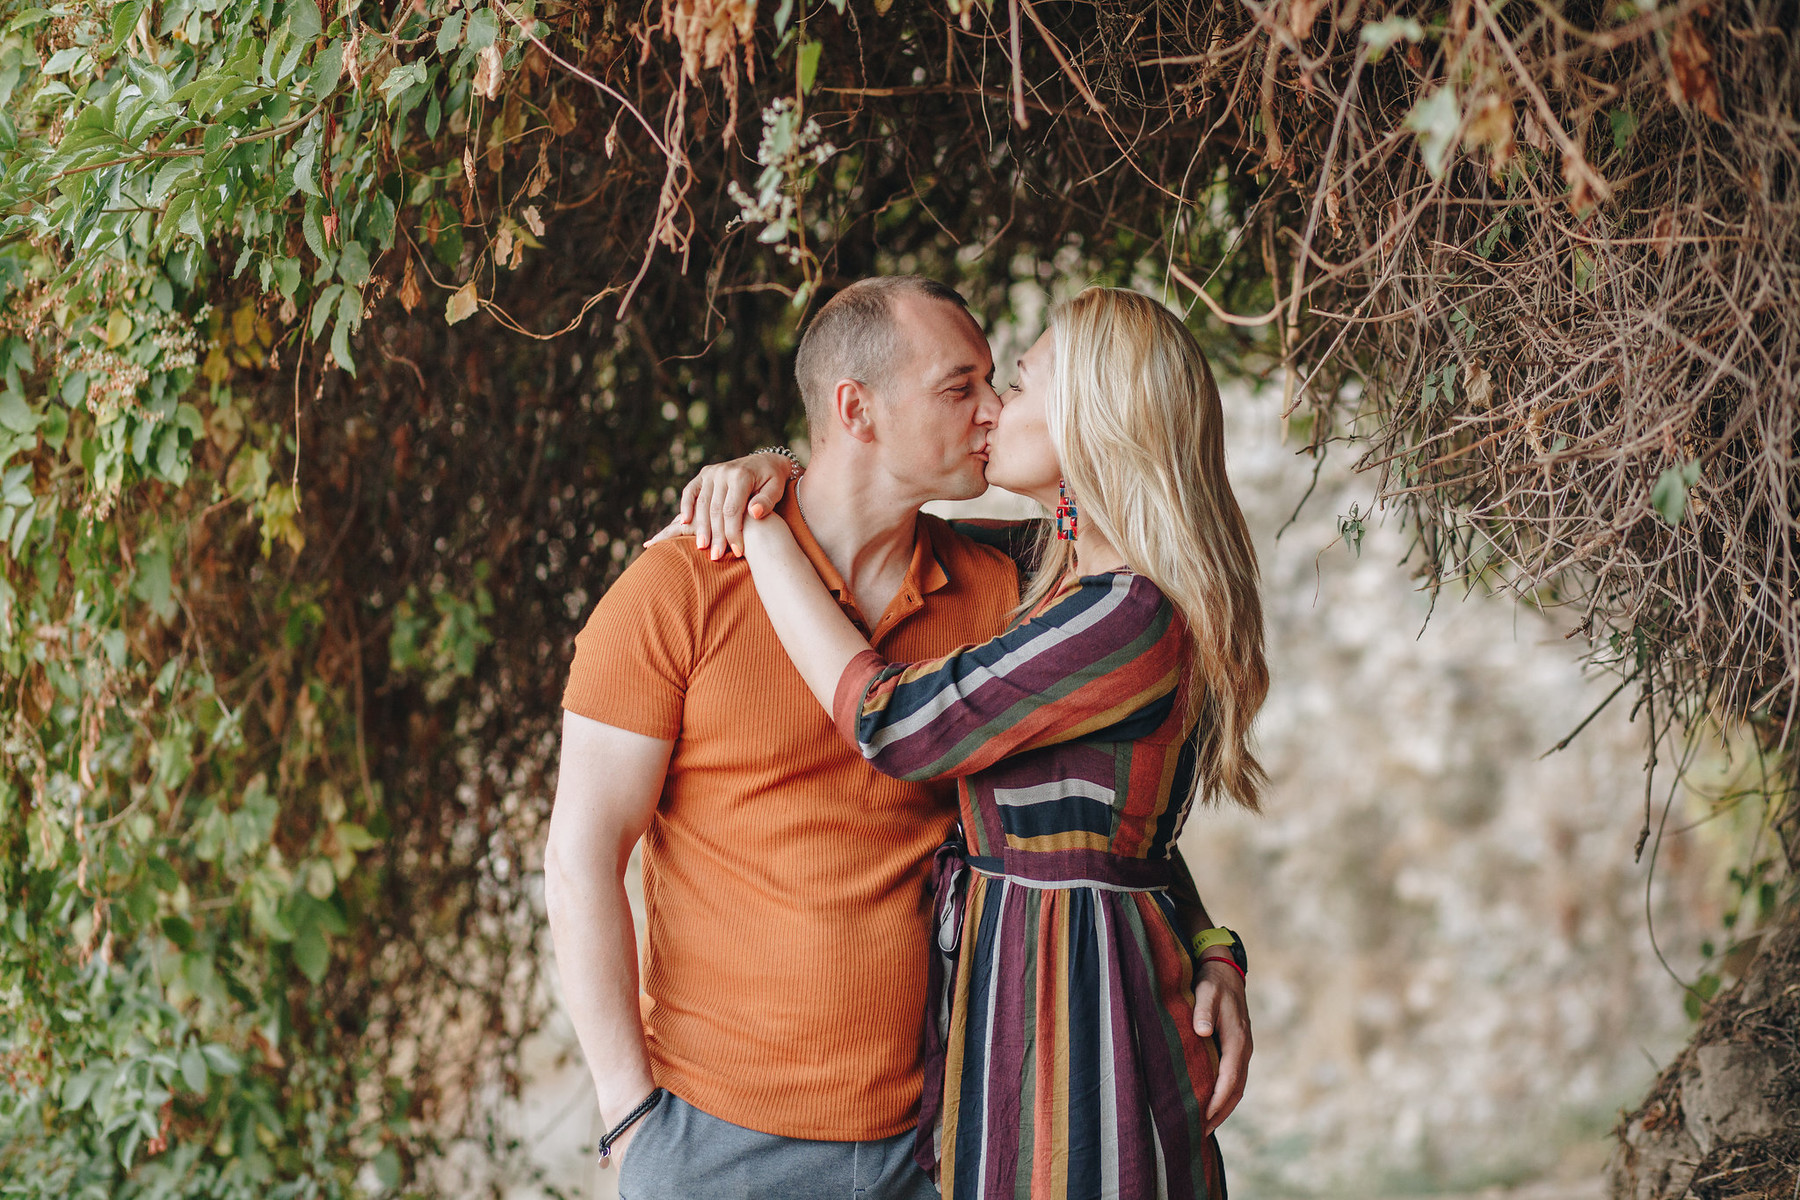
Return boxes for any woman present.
[676,287,1266,1200]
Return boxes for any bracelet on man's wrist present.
[1197,952,1247,982]
[752,445,804,481]
[597,1087,664,1165]
[1189,926,1248,976]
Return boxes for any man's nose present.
[974,382,1002,427]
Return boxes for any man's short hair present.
[795,276,973,437]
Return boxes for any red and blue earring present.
[1055,479,1079,540]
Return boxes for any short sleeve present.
[844,573,1184,782]
[561,543,700,740]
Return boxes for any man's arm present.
[1171,847,1252,1135]
[545,711,674,1163]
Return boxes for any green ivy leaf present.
[436,12,464,53]
[312,38,344,98]
[337,240,371,287]
[161,915,195,948]
[289,0,322,41]
[466,7,499,50]
[179,1044,209,1093]
[109,2,145,50]
[294,922,329,982]
[1609,107,1638,155]
[798,41,822,95]
[0,389,38,433]
[1650,460,1702,525]
[40,47,85,75]
[198,1043,242,1076]
[378,60,428,107]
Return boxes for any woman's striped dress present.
[834,568,1226,1200]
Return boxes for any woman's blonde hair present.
[1018,287,1269,810]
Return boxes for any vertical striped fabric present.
[843,570,1228,1200]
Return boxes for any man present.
[545,277,1248,1199]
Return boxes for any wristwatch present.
[1190,927,1247,975]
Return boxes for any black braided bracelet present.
[597,1088,664,1165]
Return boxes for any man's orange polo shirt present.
[561,494,1019,1140]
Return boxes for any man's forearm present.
[546,845,656,1124]
[1169,847,1215,935]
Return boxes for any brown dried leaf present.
[1463,362,1493,411]
[525,142,551,197]
[1562,151,1610,215]
[345,29,361,89]
[1520,110,1551,152]
[474,44,504,101]
[1461,91,1515,177]
[1651,210,1678,260]
[521,205,545,237]
[399,256,423,313]
[1668,18,1723,122]
[445,281,479,325]
[548,94,578,136]
[462,146,477,190]
[494,223,515,269]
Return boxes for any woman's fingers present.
[678,474,704,527]
[708,478,730,560]
[747,474,786,521]
[721,471,754,557]
[643,521,696,547]
[690,473,717,551]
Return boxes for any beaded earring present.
[1055,478,1079,541]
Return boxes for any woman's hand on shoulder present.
[643,452,795,560]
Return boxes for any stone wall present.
[1177,383,1730,1198]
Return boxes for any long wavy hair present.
[1017,287,1269,810]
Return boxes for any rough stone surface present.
[1606,1110,1702,1200]
[1682,1042,1795,1153]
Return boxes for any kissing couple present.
[547,276,1268,1200]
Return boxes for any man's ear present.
[832,378,879,444]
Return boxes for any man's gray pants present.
[618,1090,938,1200]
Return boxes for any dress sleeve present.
[833,573,1184,782]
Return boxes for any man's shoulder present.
[614,536,740,589]
[586,537,742,623]
[918,512,1022,579]
[927,515,1047,578]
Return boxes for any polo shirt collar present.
[779,489,951,638]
